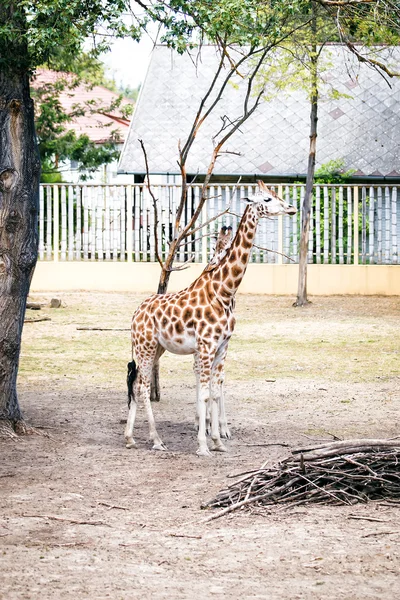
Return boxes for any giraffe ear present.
[257,180,268,193]
[242,197,254,204]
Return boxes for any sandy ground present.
[1,293,400,599]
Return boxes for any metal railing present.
[38,183,399,265]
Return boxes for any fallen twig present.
[347,515,390,523]
[98,502,130,511]
[22,514,107,526]
[77,327,130,331]
[168,533,202,539]
[24,317,51,324]
[362,530,400,538]
[239,442,290,448]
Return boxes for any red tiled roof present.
[32,69,134,144]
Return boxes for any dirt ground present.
[1,293,400,599]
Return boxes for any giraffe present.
[205,225,233,272]
[125,182,297,456]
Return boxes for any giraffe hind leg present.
[125,360,138,448]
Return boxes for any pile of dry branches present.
[203,440,400,520]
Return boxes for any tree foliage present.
[32,69,129,181]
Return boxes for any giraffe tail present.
[127,360,138,408]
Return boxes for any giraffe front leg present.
[197,385,212,457]
[212,343,231,440]
[210,374,227,452]
[195,345,215,457]
[194,356,211,435]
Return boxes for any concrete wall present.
[31,262,400,296]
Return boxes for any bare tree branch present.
[139,139,164,269]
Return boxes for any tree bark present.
[150,245,177,401]
[0,7,40,429]
[294,13,318,307]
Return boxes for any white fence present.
[38,183,399,265]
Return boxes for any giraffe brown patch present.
[155,309,163,320]
[198,320,206,335]
[226,278,234,289]
[232,266,242,278]
[222,265,229,279]
[175,321,184,335]
[204,308,217,324]
[215,326,222,335]
[182,307,193,322]
[166,306,172,317]
[213,270,221,282]
[167,324,174,337]
[177,296,187,308]
[199,289,206,305]
[241,252,249,264]
[175,337,183,344]
[243,237,252,249]
[195,307,203,320]
[161,317,168,328]
[173,305,181,317]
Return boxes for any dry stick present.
[76,327,130,331]
[362,531,400,538]
[24,317,51,323]
[22,514,107,526]
[253,243,296,263]
[168,533,202,540]
[239,442,290,448]
[98,502,129,511]
[244,458,270,502]
[347,515,390,523]
[292,439,400,454]
[295,472,349,505]
[202,477,303,523]
[139,138,164,269]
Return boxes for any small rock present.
[50,298,62,308]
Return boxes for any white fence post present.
[53,185,59,263]
[126,185,133,263]
[353,186,359,266]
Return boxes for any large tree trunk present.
[0,22,40,431]
[294,15,318,308]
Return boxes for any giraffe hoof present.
[125,440,137,449]
[220,428,232,440]
[196,447,212,457]
[213,442,228,452]
[152,442,167,451]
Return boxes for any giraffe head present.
[244,180,296,217]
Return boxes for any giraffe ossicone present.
[125,182,297,456]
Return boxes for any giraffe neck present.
[211,205,258,301]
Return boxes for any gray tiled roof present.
[118,45,400,177]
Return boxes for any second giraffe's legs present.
[194,354,211,434]
[212,343,231,439]
[195,344,226,456]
